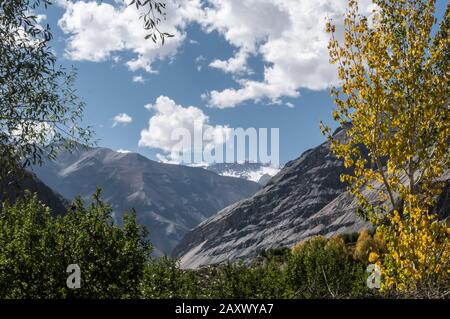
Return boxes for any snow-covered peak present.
[205,162,281,185]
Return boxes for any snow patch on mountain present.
[203,163,281,185]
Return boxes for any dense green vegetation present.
[0,190,150,298]
[0,190,386,299]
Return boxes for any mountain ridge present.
[173,128,355,267]
[32,145,261,255]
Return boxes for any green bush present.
[0,190,151,298]
[206,261,287,299]
[142,257,199,299]
[339,232,360,245]
[286,236,369,298]
[141,259,289,299]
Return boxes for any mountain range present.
[14,127,448,267]
[32,146,261,256]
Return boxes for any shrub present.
[209,261,288,299]
[142,257,199,299]
[286,236,368,298]
[353,229,385,264]
[339,232,360,245]
[0,190,151,298]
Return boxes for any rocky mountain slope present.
[32,146,260,256]
[173,128,356,267]
[174,128,450,269]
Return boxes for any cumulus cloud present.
[286,102,295,109]
[209,49,251,75]
[57,0,377,107]
[58,0,204,73]
[139,96,230,163]
[132,75,145,83]
[199,0,376,108]
[112,113,133,127]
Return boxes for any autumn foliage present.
[325,0,449,296]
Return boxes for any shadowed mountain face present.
[173,128,450,269]
[32,146,261,256]
[173,128,354,267]
[0,170,67,215]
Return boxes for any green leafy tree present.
[287,236,368,298]
[0,190,151,298]
[142,257,200,299]
[0,192,58,297]
[0,0,93,181]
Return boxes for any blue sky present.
[41,0,447,165]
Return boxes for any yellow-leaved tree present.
[324,0,449,297]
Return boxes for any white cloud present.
[8,10,48,48]
[139,95,230,163]
[196,55,206,62]
[112,55,122,64]
[36,14,47,23]
[10,121,55,145]
[57,0,377,107]
[58,0,204,73]
[199,0,376,108]
[132,75,145,83]
[286,102,295,108]
[209,49,251,75]
[201,0,289,51]
[112,113,132,127]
